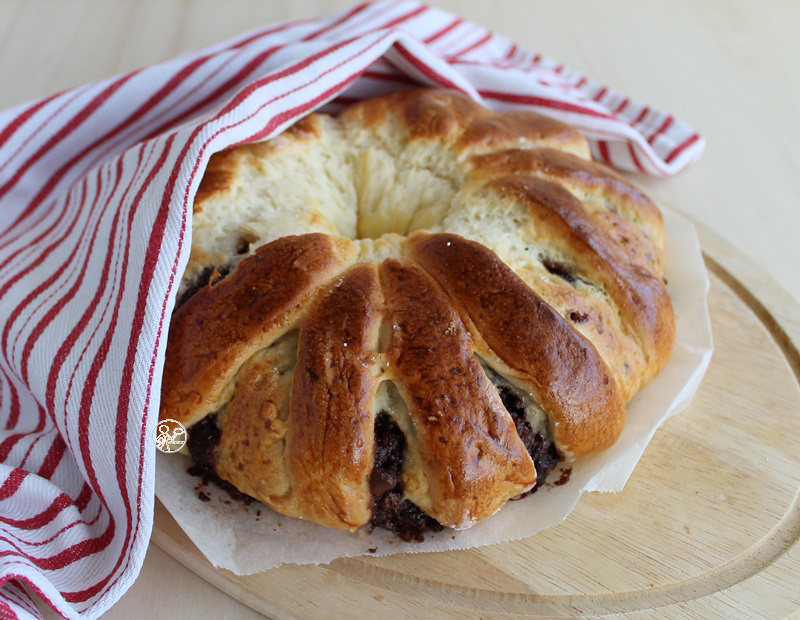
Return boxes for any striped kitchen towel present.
[0,2,704,618]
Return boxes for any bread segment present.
[406,233,626,460]
[379,258,536,528]
[285,264,383,529]
[468,147,665,272]
[161,233,355,428]
[486,175,675,385]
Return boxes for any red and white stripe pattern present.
[0,2,703,618]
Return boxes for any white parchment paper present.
[155,206,713,575]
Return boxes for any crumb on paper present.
[554,467,573,486]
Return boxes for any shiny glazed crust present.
[160,89,675,531]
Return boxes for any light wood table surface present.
[1,1,797,618]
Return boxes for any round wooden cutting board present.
[151,223,800,619]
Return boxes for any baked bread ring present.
[160,89,675,540]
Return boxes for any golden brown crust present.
[470,148,661,224]
[285,264,382,529]
[193,148,242,209]
[486,175,675,380]
[192,115,325,215]
[380,258,536,527]
[405,233,626,459]
[213,351,292,508]
[468,147,665,269]
[161,234,355,428]
[339,88,591,157]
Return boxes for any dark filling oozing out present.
[496,386,561,498]
[369,412,444,542]
[186,411,443,540]
[175,265,230,309]
[542,260,576,285]
[569,310,589,323]
[186,388,561,540]
[186,414,255,505]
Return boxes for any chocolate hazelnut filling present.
[186,414,221,472]
[185,382,562,541]
[477,358,562,496]
[176,265,230,309]
[542,260,576,284]
[369,411,444,542]
[186,414,255,505]
[496,386,561,497]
